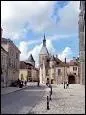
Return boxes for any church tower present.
[39,33,49,65]
[39,34,49,84]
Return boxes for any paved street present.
[31,84,85,114]
[1,85,46,114]
[1,84,85,114]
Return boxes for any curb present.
[1,86,29,95]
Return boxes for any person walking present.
[25,81,27,86]
[67,82,69,88]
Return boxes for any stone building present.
[1,28,21,86]
[67,57,80,84]
[39,35,68,84]
[1,46,8,87]
[39,36,80,84]
[19,54,39,82]
[78,1,85,85]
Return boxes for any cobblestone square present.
[31,84,85,114]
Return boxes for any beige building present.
[67,57,80,84]
[19,54,39,82]
[1,28,21,86]
[39,36,80,84]
[78,1,85,85]
[39,35,68,84]
[1,46,8,87]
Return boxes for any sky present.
[1,1,80,67]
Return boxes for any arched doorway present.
[68,75,75,84]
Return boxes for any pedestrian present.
[49,84,52,95]
[21,81,23,87]
[67,82,69,88]
[25,81,27,86]
[17,78,20,87]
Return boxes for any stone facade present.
[1,46,8,87]
[1,29,21,86]
[39,36,80,84]
[67,58,80,84]
[39,35,68,84]
[19,55,39,82]
[79,1,85,85]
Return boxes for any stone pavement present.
[31,84,85,114]
[1,82,38,95]
[1,86,28,95]
[1,85,46,114]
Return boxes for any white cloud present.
[1,1,80,40]
[19,39,56,67]
[19,38,73,67]
[1,1,56,39]
[1,1,79,64]
[47,34,78,41]
[58,47,72,62]
[57,1,80,34]
[28,39,56,67]
[18,41,29,60]
[18,32,76,66]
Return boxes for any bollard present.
[47,96,49,110]
[51,86,52,95]
[64,83,65,89]
[50,92,51,100]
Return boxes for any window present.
[16,53,18,59]
[73,67,77,71]
[58,69,61,75]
